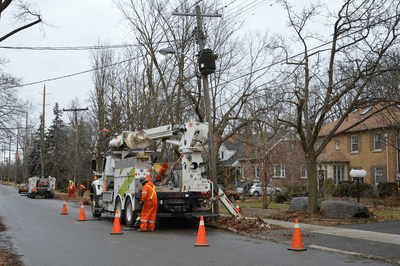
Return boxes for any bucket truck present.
[90,121,240,226]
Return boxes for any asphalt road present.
[0,183,395,266]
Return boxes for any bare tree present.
[0,1,42,149]
[0,0,42,42]
[273,0,400,213]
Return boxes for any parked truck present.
[91,121,240,226]
[27,176,56,199]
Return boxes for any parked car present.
[249,184,281,197]
[18,183,28,194]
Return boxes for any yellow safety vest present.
[148,184,157,200]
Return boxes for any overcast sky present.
[1,0,295,127]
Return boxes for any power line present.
[7,56,140,89]
[0,43,139,51]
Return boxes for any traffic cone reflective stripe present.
[110,210,123,235]
[194,216,209,247]
[78,202,86,221]
[236,202,240,213]
[288,219,307,251]
[60,200,69,215]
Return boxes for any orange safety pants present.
[140,203,157,232]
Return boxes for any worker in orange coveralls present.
[68,180,76,198]
[80,184,86,197]
[138,176,157,232]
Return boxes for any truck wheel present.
[115,198,126,225]
[92,196,102,218]
[125,200,138,227]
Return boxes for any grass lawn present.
[220,199,289,215]
[372,209,400,221]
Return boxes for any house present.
[220,132,307,188]
[317,104,400,185]
[219,136,246,186]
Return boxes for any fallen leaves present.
[210,216,287,234]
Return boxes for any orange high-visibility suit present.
[80,184,86,197]
[68,182,76,198]
[140,181,157,232]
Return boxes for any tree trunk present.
[307,157,318,214]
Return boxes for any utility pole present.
[8,136,11,182]
[24,112,28,183]
[15,128,19,185]
[174,5,221,213]
[63,107,88,185]
[41,85,46,178]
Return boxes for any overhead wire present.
[0,43,139,51]
[5,5,398,91]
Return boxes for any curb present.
[309,245,400,265]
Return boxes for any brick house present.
[317,104,400,185]
[219,132,307,188]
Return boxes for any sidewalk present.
[262,217,400,265]
[237,207,400,264]
[264,218,400,245]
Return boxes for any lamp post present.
[350,169,367,202]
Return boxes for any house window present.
[221,151,224,160]
[335,141,340,151]
[273,164,285,178]
[333,165,345,184]
[255,165,259,179]
[374,133,383,150]
[375,166,383,183]
[301,165,307,179]
[351,135,359,152]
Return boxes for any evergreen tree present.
[28,116,43,176]
[46,103,72,187]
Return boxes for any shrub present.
[288,184,308,197]
[337,181,353,197]
[323,178,335,199]
[274,192,289,203]
[378,182,399,198]
[350,182,372,197]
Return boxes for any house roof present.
[219,137,246,167]
[319,104,400,136]
[317,151,350,163]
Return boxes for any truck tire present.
[115,198,126,225]
[92,196,102,218]
[125,199,138,227]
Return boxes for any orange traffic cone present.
[194,216,209,247]
[78,202,86,221]
[60,200,69,215]
[288,219,307,251]
[110,210,123,235]
[236,202,240,213]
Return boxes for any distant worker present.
[80,184,86,197]
[138,176,157,232]
[68,180,76,198]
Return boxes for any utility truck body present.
[27,176,56,199]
